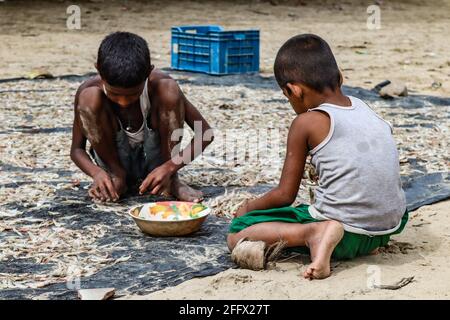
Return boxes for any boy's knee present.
[227,233,238,252]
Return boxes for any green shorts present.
[229,204,409,260]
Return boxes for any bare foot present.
[170,176,203,202]
[303,220,344,280]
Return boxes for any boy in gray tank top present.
[228,34,408,279]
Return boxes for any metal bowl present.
[128,202,210,237]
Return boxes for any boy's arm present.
[70,89,119,201]
[173,90,214,168]
[234,115,309,217]
[139,81,214,195]
[70,105,98,177]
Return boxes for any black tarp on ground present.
[0,185,233,300]
[402,172,449,211]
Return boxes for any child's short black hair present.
[97,31,151,88]
[274,34,340,93]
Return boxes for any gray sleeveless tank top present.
[307,96,406,236]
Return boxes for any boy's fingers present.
[98,184,110,201]
[139,176,153,194]
[139,180,148,194]
[150,179,161,192]
[104,179,118,200]
[146,177,159,192]
[150,185,162,195]
[88,187,97,198]
[89,188,102,201]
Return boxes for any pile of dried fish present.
[0,217,130,290]
[205,190,258,218]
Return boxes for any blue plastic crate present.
[171,25,260,75]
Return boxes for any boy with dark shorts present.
[70,32,213,202]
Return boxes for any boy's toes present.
[303,266,315,280]
[193,194,204,203]
[303,262,331,280]
[187,188,203,202]
[172,180,203,202]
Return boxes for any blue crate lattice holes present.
[171,25,260,75]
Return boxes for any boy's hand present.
[111,174,127,198]
[139,162,175,196]
[233,201,250,218]
[89,169,120,202]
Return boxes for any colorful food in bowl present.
[129,201,210,236]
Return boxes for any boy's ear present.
[286,82,303,99]
[282,86,291,97]
[95,63,106,83]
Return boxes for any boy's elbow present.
[70,148,80,162]
[279,197,295,207]
[276,189,296,207]
[70,149,76,162]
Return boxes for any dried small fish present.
[205,189,258,218]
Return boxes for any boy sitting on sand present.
[227,34,408,279]
[70,32,213,202]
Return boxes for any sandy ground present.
[1,0,449,299]
[126,200,450,300]
[1,0,450,96]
